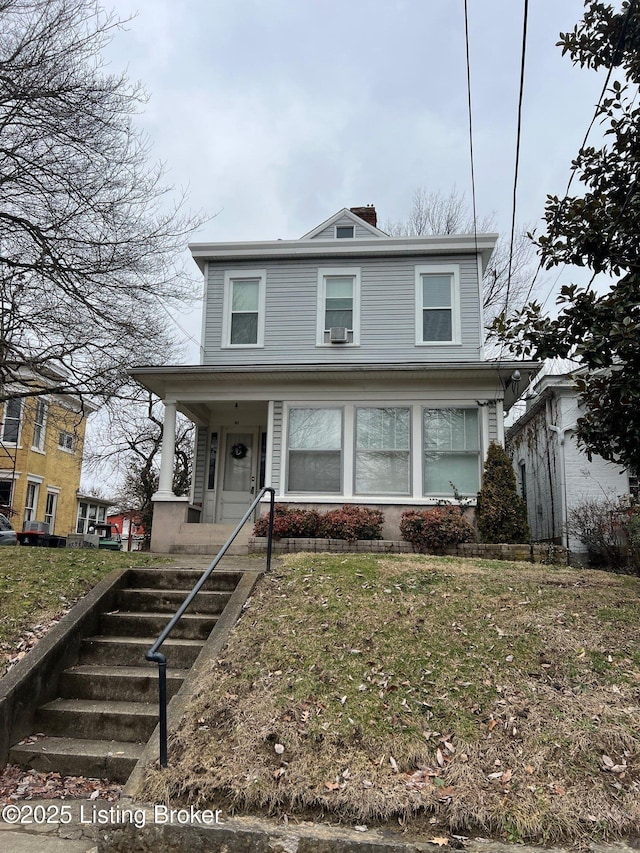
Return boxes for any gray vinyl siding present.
[310,216,377,241]
[193,426,208,505]
[203,254,482,365]
[488,402,498,443]
[271,401,284,491]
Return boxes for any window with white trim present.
[2,398,22,444]
[222,270,266,347]
[44,491,58,529]
[59,430,76,452]
[415,265,460,344]
[76,500,106,533]
[24,481,39,522]
[335,225,354,239]
[355,407,411,495]
[317,268,360,345]
[287,407,342,493]
[32,399,47,451]
[423,408,480,495]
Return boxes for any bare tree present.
[0,0,204,404]
[85,391,193,539]
[385,187,536,323]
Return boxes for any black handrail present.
[145,486,275,767]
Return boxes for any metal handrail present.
[145,486,275,766]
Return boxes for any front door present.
[216,429,259,523]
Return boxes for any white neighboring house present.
[507,372,636,554]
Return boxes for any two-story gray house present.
[131,206,539,552]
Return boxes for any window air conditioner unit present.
[329,326,348,344]
[23,520,50,534]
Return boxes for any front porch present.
[150,500,255,556]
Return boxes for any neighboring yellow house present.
[0,388,95,536]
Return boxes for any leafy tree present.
[0,0,202,405]
[385,186,536,321]
[476,442,529,544]
[491,0,640,474]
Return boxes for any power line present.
[504,0,529,318]
[522,0,637,307]
[463,0,478,256]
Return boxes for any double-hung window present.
[32,399,47,451]
[287,407,342,493]
[415,265,460,344]
[355,407,411,495]
[44,491,58,529]
[223,270,266,347]
[423,408,480,495]
[24,481,39,523]
[2,398,22,444]
[317,268,360,345]
[59,430,76,452]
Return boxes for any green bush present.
[400,506,475,553]
[476,441,529,544]
[318,505,384,541]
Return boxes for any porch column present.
[155,400,177,499]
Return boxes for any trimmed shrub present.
[400,506,475,553]
[476,441,529,544]
[253,505,320,540]
[318,505,384,541]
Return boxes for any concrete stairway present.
[9,567,242,783]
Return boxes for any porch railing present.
[145,486,275,767]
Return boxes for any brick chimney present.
[350,205,377,228]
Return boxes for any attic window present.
[335,225,354,239]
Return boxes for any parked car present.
[0,513,18,546]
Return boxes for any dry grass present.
[137,553,640,844]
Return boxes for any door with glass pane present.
[216,429,259,523]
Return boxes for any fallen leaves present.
[0,764,121,802]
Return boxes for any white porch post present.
[155,400,177,499]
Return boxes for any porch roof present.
[130,360,541,417]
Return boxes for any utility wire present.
[522,0,637,307]
[463,0,478,257]
[504,0,529,319]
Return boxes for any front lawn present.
[0,547,166,676]
[138,553,640,845]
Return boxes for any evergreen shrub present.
[476,441,529,544]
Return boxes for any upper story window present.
[1,398,22,445]
[415,265,461,345]
[59,430,76,453]
[222,269,266,348]
[32,399,47,451]
[335,225,354,239]
[317,267,361,346]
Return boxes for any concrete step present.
[126,568,242,591]
[100,611,218,640]
[9,736,144,783]
[58,664,188,702]
[80,635,204,668]
[116,588,231,615]
[35,698,158,742]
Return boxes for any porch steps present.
[172,522,252,555]
[8,567,243,783]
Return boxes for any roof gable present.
[301,208,388,240]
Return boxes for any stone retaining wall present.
[249,538,568,564]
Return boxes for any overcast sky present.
[101,0,607,354]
